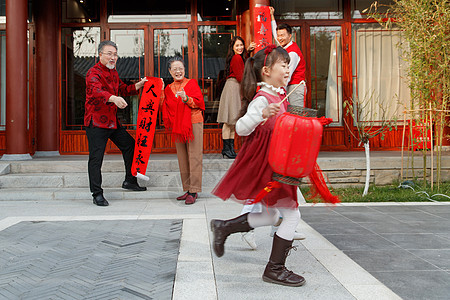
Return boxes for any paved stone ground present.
[302,205,450,300]
[0,197,406,300]
[0,220,182,300]
[2,195,450,299]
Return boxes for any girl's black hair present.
[225,36,247,77]
[237,46,290,120]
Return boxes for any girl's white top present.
[235,85,279,137]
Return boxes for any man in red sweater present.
[270,7,306,107]
[85,40,148,206]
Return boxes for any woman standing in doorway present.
[162,57,205,205]
[217,36,255,158]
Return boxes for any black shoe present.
[227,139,237,157]
[122,181,147,191]
[262,234,306,287]
[93,194,109,206]
[221,139,236,159]
[210,213,253,257]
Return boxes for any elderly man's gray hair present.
[168,56,185,69]
[98,40,118,55]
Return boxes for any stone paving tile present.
[207,219,357,300]
[405,220,450,234]
[343,249,440,272]
[301,221,374,235]
[387,212,447,222]
[370,270,450,300]
[358,220,432,234]
[0,219,182,300]
[437,233,450,241]
[368,206,425,213]
[303,205,450,300]
[301,213,352,223]
[336,211,399,223]
[408,249,450,271]
[321,233,401,251]
[379,233,450,250]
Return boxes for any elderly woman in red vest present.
[162,57,205,205]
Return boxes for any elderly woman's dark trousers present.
[85,124,135,197]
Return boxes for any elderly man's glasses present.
[102,52,119,58]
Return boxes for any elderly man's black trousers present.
[85,123,135,197]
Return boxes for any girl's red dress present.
[212,90,298,209]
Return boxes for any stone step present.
[1,154,448,196]
[0,170,229,189]
[0,163,10,175]
[6,158,235,174]
[5,155,446,175]
[0,187,214,201]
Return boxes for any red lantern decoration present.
[253,107,340,204]
[269,112,323,183]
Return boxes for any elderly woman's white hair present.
[168,56,185,69]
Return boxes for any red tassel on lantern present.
[308,163,340,204]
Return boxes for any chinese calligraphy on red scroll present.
[131,77,163,180]
[254,6,271,53]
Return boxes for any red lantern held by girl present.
[254,106,340,204]
[269,111,323,180]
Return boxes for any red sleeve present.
[185,79,205,110]
[86,69,113,104]
[230,55,245,83]
[118,78,138,97]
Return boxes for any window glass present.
[198,25,236,126]
[310,26,342,125]
[271,0,343,20]
[0,0,33,23]
[352,0,395,19]
[61,0,99,23]
[197,0,237,21]
[0,30,30,131]
[352,24,410,123]
[289,26,301,48]
[108,0,191,23]
[111,30,145,129]
[61,27,100,130]
[154,29,189,87]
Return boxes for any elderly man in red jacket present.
[85,40,148,206]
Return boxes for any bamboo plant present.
[366,0,450,189]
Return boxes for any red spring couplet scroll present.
[254,6,272,53]
[131,77,163,181]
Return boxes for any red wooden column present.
[34,0,59,156]
[241,9,251,45]
[2,0,31,160]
